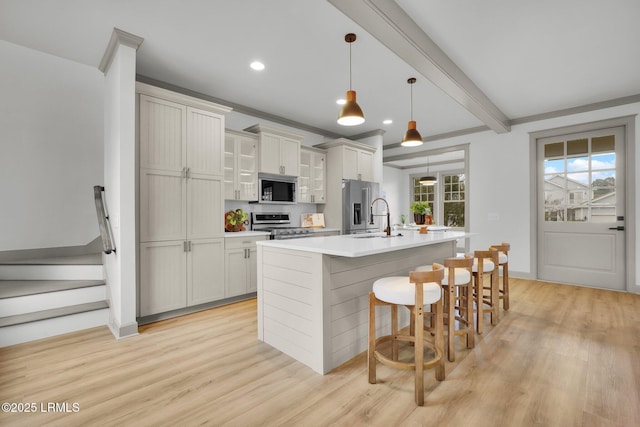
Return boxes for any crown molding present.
[99,28,143,73]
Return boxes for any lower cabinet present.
[139,238,225,316]
[224,235,268,297]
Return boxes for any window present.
[543,135,616,222]
[410,172,466,229]
[442,174,465,227]
[412,177,435,215]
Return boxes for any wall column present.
[99,28,143,338]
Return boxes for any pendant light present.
[420,154,437,185]
[337,33,365,126]
[401,77,423,147]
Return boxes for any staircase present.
[0,253,109,347]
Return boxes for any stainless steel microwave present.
[255,173,297,204]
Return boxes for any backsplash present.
[224,201,319,228]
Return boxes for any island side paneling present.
[257,240,456,374]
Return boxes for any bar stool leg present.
[368,292,376,384]
[475,270,484,335]
[491,267,499,325]
[415,285,425,405]
[434,297,445,381]
[391,304,398,360]
[503,262,510,310]
[447,283,456,362]
[465,283,475,348]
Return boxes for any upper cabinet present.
[244,124,302,176]
[315,138,376,182]
[299,147,326,203]
[224,129,258,201]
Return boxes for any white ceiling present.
[2,0,639,153]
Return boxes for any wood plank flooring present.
[1,278,639,426]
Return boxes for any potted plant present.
[409,201,432,225]
[225,208,248,232]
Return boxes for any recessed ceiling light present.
[250,61,265,71]
[336,99,346,105]
[383,119,393,125]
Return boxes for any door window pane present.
[543,136,617,222]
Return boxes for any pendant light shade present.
[337,33,365,126]
[419,176,437,186]
[420,155,437,185]
[401,77,423,147]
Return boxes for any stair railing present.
[93,185,116,254]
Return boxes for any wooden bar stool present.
[471,249,499,334]
[368,264,445,406]
[416,256,474,362]
[490,243,511,311]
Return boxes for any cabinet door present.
[357,150,374,182]
[140,168,187,242]
[187,175,223,240]
[237,135,258,200]
[188,238,225,305]
[298,150,311,203]
[247,247,259,293]
[280,137,300,176]
[140,241,187,316]
[311,152,326,203]
[342,146,359,180]
[260,133,282,174]
[187,107,224,177]
[139,95,186,172]
[223,133,236,199]
[225,248,248,297]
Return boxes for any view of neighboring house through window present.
[543,135,616,222]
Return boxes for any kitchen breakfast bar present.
[256,231,467,374]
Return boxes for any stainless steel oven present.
[251,212,312,239]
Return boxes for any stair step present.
[0,253,103,265]
[0,300,109,328]
[0,264,104,280]
[0,279,105,299]
[0,304,109,347]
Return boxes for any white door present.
[187,238,225,305]
[538,126,625,290]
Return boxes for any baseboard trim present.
[137,293,257,326]
[108,319,139,340]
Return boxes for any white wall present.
[0,41,104,251]
[389,102,640,289]
[381,165,407,226]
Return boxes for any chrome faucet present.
[370,197,391,236]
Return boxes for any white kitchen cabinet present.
[342,145,374,182]
[140,238,225,316]
[298,147,326,203]
[224,129,258,201]
[137,84,231,317]
[224,235,268,297]
[244,124,302,176]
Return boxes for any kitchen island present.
[256,231,467,374]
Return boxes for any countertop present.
[224,231,271,238]
[257,231,467,257]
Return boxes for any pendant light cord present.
[349,40,352,91]
[410,81,414,121]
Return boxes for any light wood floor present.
[1,278,639,426]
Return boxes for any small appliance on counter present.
[251,212,312,240]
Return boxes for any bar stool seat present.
[369,265,445,406]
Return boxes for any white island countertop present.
[256,231,467,257]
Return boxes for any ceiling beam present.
[328,0,511,134]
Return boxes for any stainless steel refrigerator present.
[342,179,380,234]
